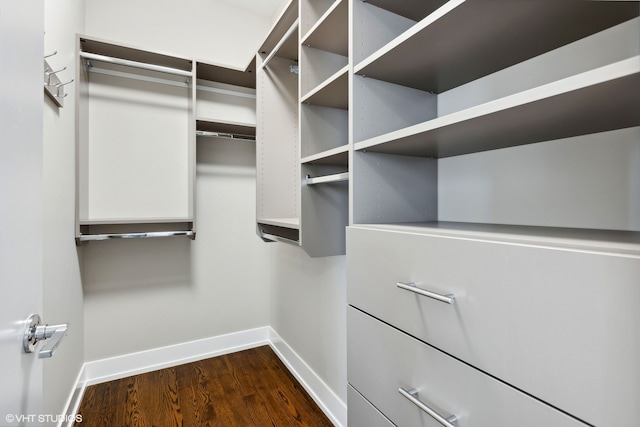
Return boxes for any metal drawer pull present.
[399,387,458,427]
[397,282,455,304]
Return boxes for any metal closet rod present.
[261,231,299,247]
[261,19,299,69]
[306,172,349,185]
[79,51,193,78]
[196,130,256,141]
[79,230,195,242]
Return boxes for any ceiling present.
[216,0,289,19]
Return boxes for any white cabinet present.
[346,1,640,427]
[348,225,640,426]
[348,307,590,427]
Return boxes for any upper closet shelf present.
[301,65,348,109]
[355,57,640,158]
[80,36,193,74]
[354,1,639,93]
[301,0,348,57]
[197,60,256,89]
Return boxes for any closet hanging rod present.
[79,230,195,242]
[79,51,193,78]
[261,232,299,247]
[196,130,256,141]
[261,19,299,69]
[306,172,349,185]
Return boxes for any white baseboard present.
[268,329,347,427]
[61,327,346,427]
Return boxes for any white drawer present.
[348,385,394,427]
[347,225,640,427]
[348,307,588,427]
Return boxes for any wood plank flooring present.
[76,345,334,427]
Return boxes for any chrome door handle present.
[399,387,458,427]
[23,314,68,358]
[397,282,455,304]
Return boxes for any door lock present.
[23,314,68,358]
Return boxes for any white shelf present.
[355,57,640,157]
[362,0,447,22]
[301,65,349,109]
[301,145,348,165]
[354,1,638,93]
[257,217,300,230]
[301,0,348,56]
[351,223,640,257]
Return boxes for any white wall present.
[269,248,347,403]
[42,0,85,420]
[85,0,280,69]
[83,139,271,360]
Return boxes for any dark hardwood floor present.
[76,345,334,427]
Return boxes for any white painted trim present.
[84,326,270,386]
[59,365,87,427]
[268,328,347,427]
[61,326,346,427]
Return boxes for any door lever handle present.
[23,314,69,358]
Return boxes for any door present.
[0,0,45,425]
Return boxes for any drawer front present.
[348,307,588,427]
[348,385,394,427]
[347,226,640,427]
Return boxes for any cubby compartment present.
[300,104,348,160]
[195,80,256,132]
[301,163,349,257]
[352,0,442,65]
[300,47,348,99]
[301,0,346,42]
[354,126,640,231]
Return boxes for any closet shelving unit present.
[299,0,350,257]
[195,60,257,142]
[347,2,640,425]
[351,0,640,235]
[75,36,196,244]
[256,0,301,246]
